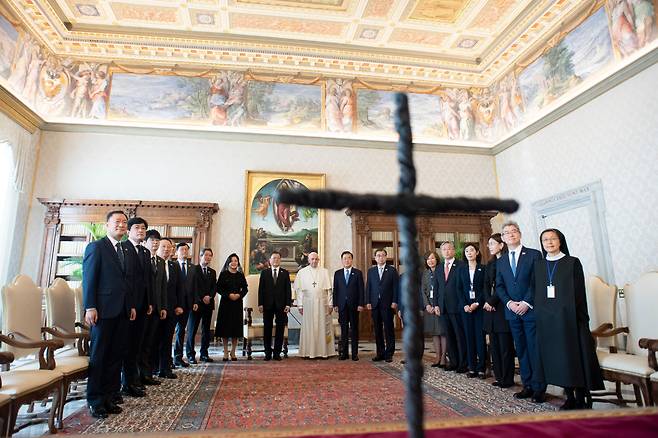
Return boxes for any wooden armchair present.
[0,275,64,436]
[639,338,658,406]
[592,271,658,406]
[243,274,288,359]
[43,278,90,428]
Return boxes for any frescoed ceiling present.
[3,0,595,86]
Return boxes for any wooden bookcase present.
[347,209,497,340]
[37,198,219,288]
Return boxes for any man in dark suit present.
[496,221,546,402]
[186,248,217,363]
[83,210,136,419]
[121,217,152,397]
[332,251,365,361]
[139,229,167,384]
[174,242,195,367]
[366,248,399,363]
[156,237,183,378]
[258,251,292,361]
[435,241,467,373]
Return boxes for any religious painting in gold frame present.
[244,171,325,278]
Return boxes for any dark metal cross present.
[276,93,518,438]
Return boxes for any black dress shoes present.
[492,381,501,387]
[385,357,393,363]
[273,355,282,361]
[89,405,108,419]
[514,387,534,399]
[264,356,271,361]
[430,363,441,368]
[111,394,124,405]
[467,372,478,378]
[121,385,145,398]
[338,355,348,360]
[200,356,214,363]
[456,367,468,374]
[560,398,576,410]
[478,372,486,379]
[174,359,190,368]
[352,356,359,361]
[223,358,229,362]
[445,365,457,371]
[532,391,546,403]
[499,382,515,388]
[105,402,122,415]
[158,371,178,379]
[142,375,161,386]
[371,356,384,362]
[187,357,198,365]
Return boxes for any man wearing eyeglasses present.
[495,221,546,403]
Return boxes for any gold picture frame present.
[244,171,325,278]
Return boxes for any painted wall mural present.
[0,4,656,144]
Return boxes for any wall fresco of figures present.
[0,3,656,144]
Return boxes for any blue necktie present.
[181,262,187,280]
[510,251,517,276]
[345,269,349,284]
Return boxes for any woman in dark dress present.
[534,228,604,410]
[457,243,487,378]
[215,253,248,361]
[484,233,515,388]
[421,251,448,367]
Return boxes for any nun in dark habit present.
[533,228,604,410]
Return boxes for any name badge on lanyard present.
[430,286,434,299]
[546,260,558,299]
[469,281,475,300]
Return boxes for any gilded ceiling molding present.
[0,84,44,134]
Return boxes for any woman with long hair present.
[421,251,448,367]
[458,244,487,378]
[215,253,248,361]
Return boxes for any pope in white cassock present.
[294,252,336,358]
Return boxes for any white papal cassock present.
[294,266,336,358]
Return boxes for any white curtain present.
[0,111,40,286]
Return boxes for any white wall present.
[21,132,497,278]
[496,62,658,286]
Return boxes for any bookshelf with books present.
[37,198,219,288]
[346,209,497,340]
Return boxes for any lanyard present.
[546,260,558,286]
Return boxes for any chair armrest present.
[591,326,628,338]
[0,331,64,370]
[75,321,91,332]
[42,326,90,356]
[639,338,658,370]
[590,323,613,336]
[245,307,253,327]
[0,351,15,373]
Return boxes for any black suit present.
[157,259,183,373]
[139,254,166,377]
[82,236,135,409]
[174,258,196,362]
[366,265,399,360]
[121,240,151,388]
[333,268,365,358]
[457,263,487,373]
[258,267,292,358]
[434,259,467,370]
[186,265,217,359]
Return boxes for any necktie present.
[345,269,349,284]
[379,267,383,279]
[444,261,450,281]
[116,242,125,271]
[510,251,517,276]
[203,267,207,276]
[273,268,278,284]
[181,262,187,280]
[151,256,156,274]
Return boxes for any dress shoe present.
[491,381,501,387]
[478,372,486,379]
[187,357,198,365]
[264,356,271,361]
[105,402,122,415]
[121,385,145,398]
[174,359,190,368]
[89,405,108,419]
[439,364,446,369]
[231,357,237,362]
[467,372,478,378]
[372,356,384,362]
[200,356,214,363]
[338,355,348,361]
[385,357,393,363]
[400,359,406,364]
[273,355,282,361]
[223,357,229,362]
[135,383,147,391]
[111,394,124,405]
[456,367,468,374]
[559,398,576,411]
[142,375,161,386]
[514,387,534,399]
[159,371,178,379]
[499,382,515,388]
[352,356,359,361]
[532,391,546,403]
[430,363,441,368]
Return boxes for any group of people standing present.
[415,221,604,410]
[83,210,248,419]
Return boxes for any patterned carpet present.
[60,353,557,435]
